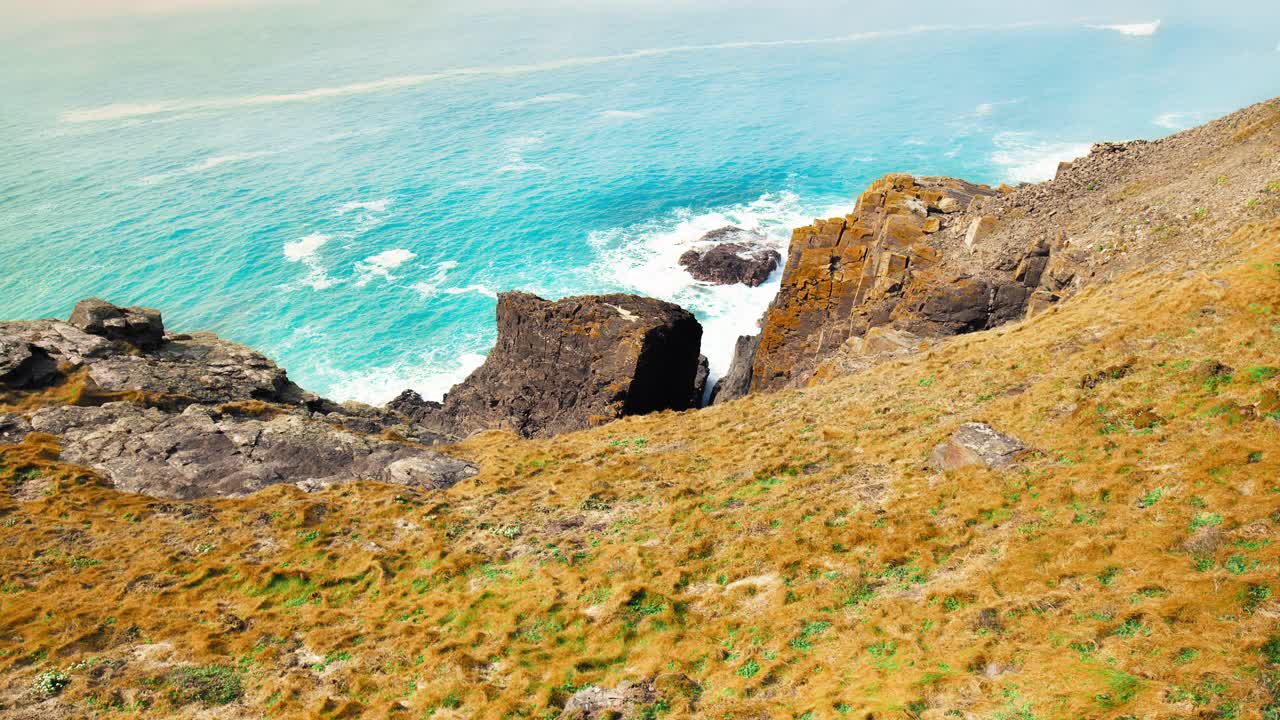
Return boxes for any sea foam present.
[325,350,488,405]
[355,249,416,286]
[588,190,852,395]
[140,150,276,185]
[991,132,1091,183]
[495,93,579,110]
[283,233,330,262]
[336,199,392,215]
[1089,20,1161,37]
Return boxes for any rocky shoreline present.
[3,97,1278,501]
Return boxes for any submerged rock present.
[29,402,477,499]
[929,422,1027,471]
[431,292,703,438]
[678,228,781,287]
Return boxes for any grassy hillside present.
[2,214,1278,718]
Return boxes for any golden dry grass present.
[1,221,1279,719]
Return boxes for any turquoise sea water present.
[2,1,1279,403]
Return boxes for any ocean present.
[2,1,1278,404]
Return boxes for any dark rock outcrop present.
[709,333,760,405]
[69,297,165,350]
[691,354,710,407]
[0,336,57,389]
[29,402,477,499]
[79,331,307,405]
[678,228,781,287]
[424,292,703,438]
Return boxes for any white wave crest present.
[140,150,276,185]
[1089,20,1161,37]
[354,249,416,286]
[282,233,337,290]
[326,351,487,405]
[494,93,579,110]
[598,109,657,121]
[412,261,498,298]
[588,190,854,395]
[991,132,1091,184]
[63,21,1049,123]
[336,199,391,215]
[283,232,329,262]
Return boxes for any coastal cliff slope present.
[718,97,1280,400]
[0,101,1278,719]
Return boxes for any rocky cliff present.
[392,292,705,439]
[0,291,707,497]
[717,97,1280,400]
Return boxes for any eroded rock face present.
[929,422,1026,471]
[69,297,165,350]
[427,292,703,438]
[724,174,1077,394]
[678,228,781,287]
[709,333,760,405]
[29,402,477,499]
[0,336,57,389]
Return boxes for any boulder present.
[430,292,703,438]
[929,422,1026,471]
[387,389,442,421]
[678,228,781,286]
[0,336,57,389]
[560,680,656,720]
[29,402,478,499]
[69,298,165,350]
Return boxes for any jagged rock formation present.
[401,292,704,439]
[721,174,1036,397]
[709,334,759,404]
[0,301,475,498]
[678,227,781,286]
